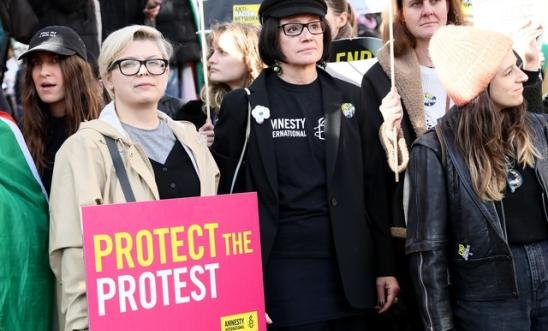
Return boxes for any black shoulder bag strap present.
[104,135,136,202]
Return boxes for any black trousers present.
[268,314,367,331]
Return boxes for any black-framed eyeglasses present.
[108,58,168,76]
[279,21,326,37]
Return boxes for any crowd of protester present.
[0,0,547,331]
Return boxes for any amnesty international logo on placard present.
[221,311,259,331]
[233,5,260,25]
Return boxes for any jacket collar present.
[431,111,548,243]
[378,44,427,137]
[527,113,548,195]
[246,68,343,196]
[319,70,342,186]
[98,101,132,139]
[439,116,506,240]
[247,70,278,197]
[439,111,548,241]
[97,101,180,141]
[93,101,207,198]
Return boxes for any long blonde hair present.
[454,91,540,201]
[202,23,264,112]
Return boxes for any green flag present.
[0,111,53,331]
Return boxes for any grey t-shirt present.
[121,119,176,164]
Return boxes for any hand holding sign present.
[378,88,409,182]
[199,120,215,147]
[379,89,403,143]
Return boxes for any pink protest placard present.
[82,192,265,331]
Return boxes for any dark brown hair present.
[451,90,539,201]
[381,0,464,56]
[23,54,102,172]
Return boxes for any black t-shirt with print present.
[502,165,548,244]
[268,74,331,258]
[263,74,355,327]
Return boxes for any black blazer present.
[212,68,395,309]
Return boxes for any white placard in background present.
[349,0,388,15]
[472,0,547,43]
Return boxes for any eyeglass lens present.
[281,21,325,36]
[118,59,167,75]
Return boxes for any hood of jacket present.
[79,101,213,182]
[80,102,198,149]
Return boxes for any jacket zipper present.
[418,252,434,330]
[536,167,548,221]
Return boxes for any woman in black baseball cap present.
[19,25,102,194]
[212,0,399,330]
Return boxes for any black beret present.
[258,0,328,23]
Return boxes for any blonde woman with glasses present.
[48,25,219,331]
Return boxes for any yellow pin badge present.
[341,103,355,119]
[458,244,473,261]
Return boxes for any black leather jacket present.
[405,110,548,331]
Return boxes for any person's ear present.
[103,72,114,93]
[339,11,349,28]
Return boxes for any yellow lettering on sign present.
[94,234,113,272]
[93,223,220,271]
[335,50,374,62]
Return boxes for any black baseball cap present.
[19,26,87,61]
[259,0,327,23]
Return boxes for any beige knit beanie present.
[429,25,513,106]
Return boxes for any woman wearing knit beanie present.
[406,25,548,331]
[360,2,545,329]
